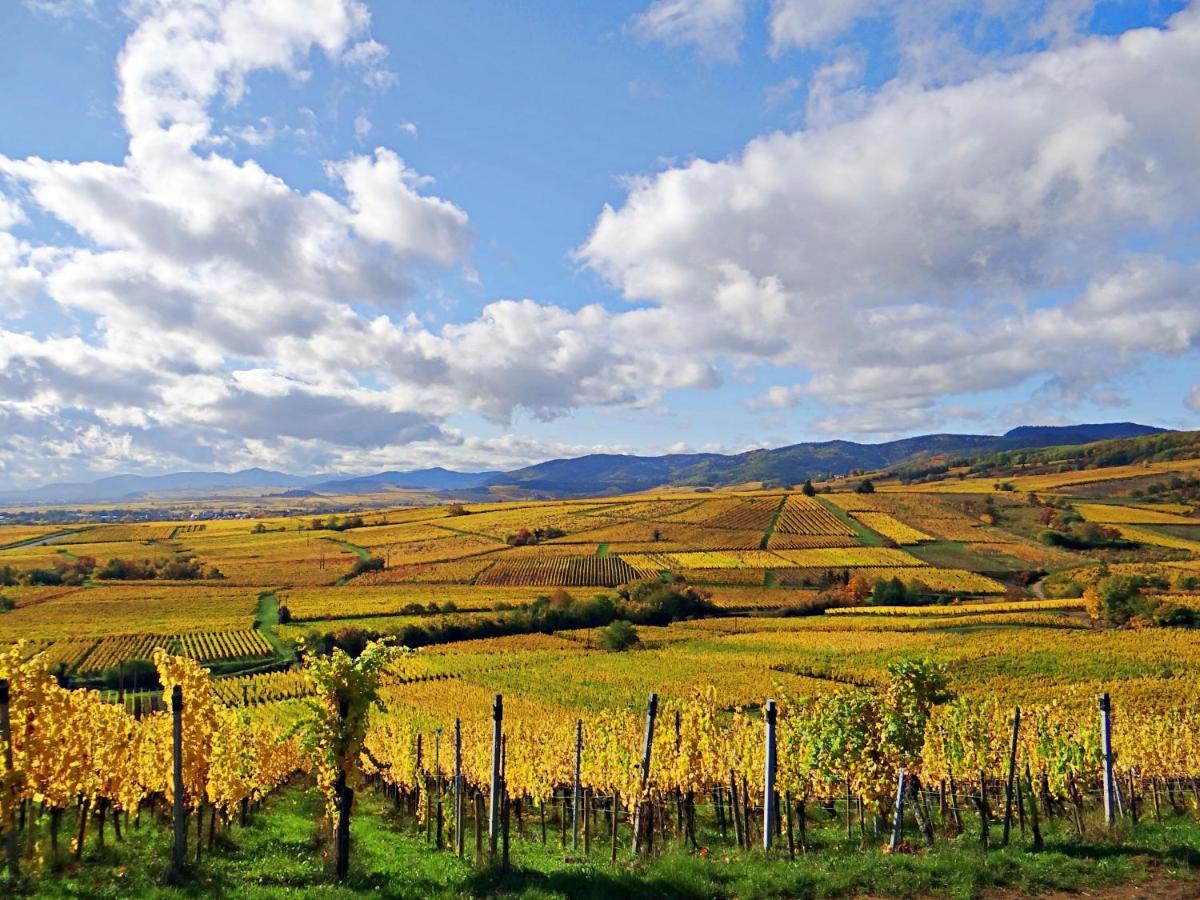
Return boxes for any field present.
[1,483,1192,671]
[1,481,1199,896]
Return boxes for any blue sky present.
[0,0,1198,487]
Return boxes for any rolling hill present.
[0,423,1166,503]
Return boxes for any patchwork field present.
[1,483,1196,686]
[2,475,1199,900]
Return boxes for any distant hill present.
[0,467,323,504]
[999,423,1162,446]
[483,452,727,495]
[312,468,501,493]
[0,423,1168,503]
[486,423,1166,495]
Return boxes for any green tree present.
[801,479,816,497]
[1082,575,1150,626]
[855,478,876,494]
[599,620,640,652]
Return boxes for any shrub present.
[1154,604,1198,628]
[26,568,64,586]
[158,556,206,580]
[599,620,640,652]
[350,556,385,578]
[1083,575,1151,626]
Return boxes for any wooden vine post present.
[171,684,186,878]
[1002,707,1021,846]
[763,699,777,851]
[334,697,352,880]
[488,695,503,858]
[454,718,464,857]
[572,719,583,850]
[632,693,658,855]
[434,728,444,851]
[610,791,620,864]
[1099,693,1116,828]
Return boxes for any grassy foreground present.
[20,783,1199,899]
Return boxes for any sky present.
[1,0,1199,489]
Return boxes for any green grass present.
[1140,524,1200,540]
[907,541,1027,573]
[597,544,610,558]
[323,537,372,561]
[19,782,1199,899]
[254,591,293,663]
[814,497,884,547]
[759,496,789,550]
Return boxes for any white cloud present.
[1187,385,1200,414]
[585,10,1200,428]
[328,148,470,266]
[343,38,398,89]
[0,0,488,482]
[224,117,276,146]
[767,0,872,51]
[0,195,42,312]
[0,196,26,231]
[766,0,1101,57]
[5,1,1197,487]
[763,75,802,110]
[629,0,748,61]
[354,114,372,140]
[0,0,727,486]
[342,38,387,66]
[804,53,866,127]
[22,0,96,17]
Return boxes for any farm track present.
[758,495,788,549]
[0,529,84,550]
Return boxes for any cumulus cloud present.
[0,0,482,484]
[0,0,727,487]
[1187,386,1200,414]
[329,148,470,266]
[6,1,1198,486]
[0,196,43,312]
[582,9,1200,430]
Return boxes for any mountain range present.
[0,422,1164,504]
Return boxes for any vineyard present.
[474,556,659,587]
[849,512,932,545]
[0,479,1199,895]
[0,628,1197,895]
[773,497,853,535]
[11,629,277,677]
